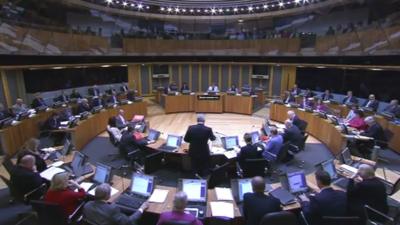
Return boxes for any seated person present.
[55,90,69,103]
[120,83,129,92]
[361,116,386,147]
[283,91,295,104]
[228,84,239,93]
[262,128,283,161]
[345,105,358,122]
[237,133,262,169]
[291,84,301,96]
[304,88,315,98]
[105,85,116,95]
[70,89,82,99]
[300,96,313,109]
[17,138,47,172]
[46,113,61,130]
[119,125,147,159]
[342,91,358,105]
[88,85,101,97]
[59,106,74,121]
[92,95,106,108]
[0,103,12,120]
[12,98,29,115]
[241,83,253,94]
[207,82,219,93]
[347,164,388,222]
[382,99,400,117]
[243,176,281,225]
[362,94,379,112]
[320,89,333,101]
[168,81,178,92]
[180,82,190,92]
[348,110,367,131]
[282,119,303,149]
[287,110,307,133]
[299,170,347,225]
[44,172,86,216]
[115,109,128,129]
[31,92,47,108]
[107,117,123,142]
[84,183,147,225]
[10,155,47,200]
[77,99,91,114]
[157,191,203,225]
[108,91,119,105]
[314,99,329,112]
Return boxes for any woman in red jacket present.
[44,172,86,216]
[348,110,368,131]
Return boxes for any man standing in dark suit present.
[299,170,347,225]
[243,176,281,225]
[84,183,147,225]
[362,94,379,112]
[237,133,261,170]
[342,91,358,105]
[10,155,47,200]
[347,164,388,222]
[184,114,216,176]
[282,120,303,148]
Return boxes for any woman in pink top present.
[348,110,368,131]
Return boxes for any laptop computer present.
[221,136,239,150]
[250,131,260,144]
[316,159,349,189]
[145,129,161,143]
[178,179,207,219]
[231,178,273,203]
[85,163,112,191]
[158,134,182,152]
[283,171,309,194]
[341,148,362,168]
[62,151,93,177]
[115,173,155,213]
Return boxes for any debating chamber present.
[0,0,400,225]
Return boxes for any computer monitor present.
[341,124,349,135]
[166,135,182,147]
[317,159,338,179]
[341,148,353,165]
[250,131,260,144]
[222,136,239,150]
[71,152,86,175]
[238,179,253,201]
[130,173,154,197]
[179,179,207,202]
[263,124,271,136]
[93,163,112,184]
[147,129,161,141]
[287,171,308,194]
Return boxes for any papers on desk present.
[60,121,69,126]
[223,151,237,159]
[49,161,64,168]
[40,167,66,180]
[210,202,234,218]
[88,186,119,197]
[148,189,169,203]
[215,188,234,201]
[275,124,286,129]
[41,147,57,152]
[210,147,225,155]
[79,182,94,192]
[339,164,358,175]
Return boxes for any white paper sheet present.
[79,182,94,192]
[210,202,234,218]
[148,189,169,203]
[88,186,118,196]
[40,167,66,180]
[215,188,234,201]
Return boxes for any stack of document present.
[215,188,234,201]
[148,189,169,203]
[40,167,66,180]
[223,151,237,159]
[210,202,234,218]
[88,186,118,196]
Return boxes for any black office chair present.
[320,216,361,225]
[208,162,231,189]
[241,158,267,178]
[106,129,119,147]
[259,211,299,225]
[0,174,24,203]
[288,134,309,168]
[265,142,292,176]
[364,205,395,225]
[30,200,84,225]
[144,151,165,174]
[2,156,15,175]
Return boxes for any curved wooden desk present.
[161,93,256,115]
[270,103,347,156]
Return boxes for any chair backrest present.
[321,216,360,225]
[243,158,267,178]
[106,129,118,146]
[2,157,14,175]
[0,174,25,202]
[30,200,69,225]
[162,221,193,225]
[277,142,291,163]
[208,162,230,189]
[259,211,298,225]
[390,177,400,195]
[364,205,394,225]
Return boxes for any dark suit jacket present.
[127,91,135,101]
[292,116,307,132]
[291,87,301,95]
[282,125,303,148]
[321,93,334,101]
[361,123,386,144]
[91,97,105,108]
[0,109,12,120]
[243,192,282,225]
[17,151,48,173]
[115,115,127,129]
[55,95,69,102]
[363,99,379,112]
[237,144,261,168]
[77,103,91,114]
[46,117,60,130]
[347,178,388,219]
[31,98,46,108]
[83,200,142,225]
[70,92,82,99]
[342,96,359,105]
[120,85,129,92]
[302,188,347,225]
[184,124,216,160]
[10,166,46,199]
[383,105,400,117]
[88,88,100,96]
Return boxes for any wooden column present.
[128,64,141,95]
[269,66,274,97]
[1,70,12,107]
[281,65,297,94]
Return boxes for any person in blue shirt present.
[262,127,283,161]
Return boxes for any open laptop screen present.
[319,159,338,179]
[71,152,85,174]
[341,148,353,165]
[223,136,239,150]
[238,179,253,201]
[166,135,181,147]
[130,173,154,197]
[181,179,207,202]
[147,129,160,141]
[250,131,260,144]
[287,171,308,194]
[93,163,111,184]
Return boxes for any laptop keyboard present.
[115,194,145,210]
[186,202,207,219]
[158,145,177,152]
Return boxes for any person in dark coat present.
[184,114,216,176]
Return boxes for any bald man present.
[362,94,379,112]
[10,155,47,200]
[12,98,29,115]
[383,99,400,117]
[347,164,388,221]
[243,176,281,225]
